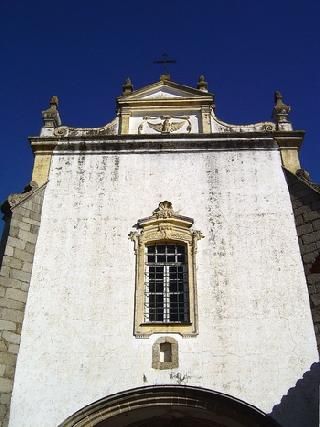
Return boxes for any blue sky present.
[0,0,319,230]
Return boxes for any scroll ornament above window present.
[129,201,204,338]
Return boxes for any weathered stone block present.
[10,220,30,232]
[13,207,30,219]
[0,290,4,299]
[9,269,31,284]
[311,293,320,306]
[0,379,13,394]
[303,253,317,264]
[6,237,24,251]
[0,268,10,279]
[295,215,304,226]
[1,258,22,271]
[0,366,5,377]
[0,277,21,290]
[0,321,16,332]
[30,211,41,222]
[21,262,32,273]
[0,309,24,324]
[30,225,39,234]
[302,231,320,245]
[0,298,24,311]
[19,283,29,292]
[21,217,39,226]
[0,394,10,405]
[25,243,35,255]
[0,342,7,353]
[297,223,313,235]
[308,274,320,285]
[0,353,16,367]
[17,230,37,245]
[3,247,13,258]
[0,403,7,419]
[7,345,19,355]
[4,366,15,379]
[1,332,20,345]
[5,289,27,304]
[301,242,318,255]
[313,219,320,231]
[303,211,320,222]
[293,206,308,216]
[311,308,320,322]
[13,249,33,264]
[8,228,19,239]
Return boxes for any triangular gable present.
[118,80,213,101]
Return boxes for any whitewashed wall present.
[9,148,318,427]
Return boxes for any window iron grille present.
[144,244,189,323]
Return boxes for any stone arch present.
[59,385,282,427]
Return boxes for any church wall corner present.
[0,186,46,427]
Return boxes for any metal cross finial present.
[153,53,176,77]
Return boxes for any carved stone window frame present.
[152,336,179,370]
[129,201,203,338]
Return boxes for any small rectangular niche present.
[152,337,178,370]
[160,342,172,363]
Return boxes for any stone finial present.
[122,77,133,95]
[160,73,171,82]
[197,75,208,92]
[42,96,61,128]
[272,91,292,130]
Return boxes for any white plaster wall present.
[9,148,318,427]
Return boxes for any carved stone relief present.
[138,116,192,135]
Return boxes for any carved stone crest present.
[138,116,191,134]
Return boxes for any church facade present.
[0,75,319,427]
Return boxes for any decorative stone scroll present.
[211,113,276,133]
[53,118,118,137]
[129,201,203,338]
[6,182,39,209]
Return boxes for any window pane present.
[157,245,165,253]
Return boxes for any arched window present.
[129,201,203,338]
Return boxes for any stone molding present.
[0,184,46,427]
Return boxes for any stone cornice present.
[29,131,304,154]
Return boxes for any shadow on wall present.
[270,362,320,427]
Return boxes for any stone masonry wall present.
[285,169,320,351]
[0,185,45,427]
